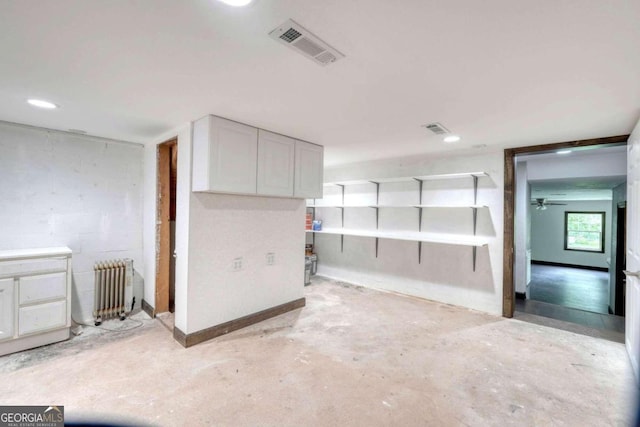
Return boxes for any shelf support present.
[472,246,477,272]
[472,207,478,235]
[372,182,380,258]
[417,179,424,264]
[473,175,479,205]
[337,184,345,228]
[341,234,344,253]
[471,205,479,272]
[375,237,379,258]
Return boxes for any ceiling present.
[1,1,639,166]
[523,145,627,201]
[529,176,626,201]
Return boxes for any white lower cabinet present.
[0,278,14,341]
[0,247,72,356]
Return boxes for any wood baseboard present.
[173,297,306,348]
[531,260,609,273]
[141,299,155,319]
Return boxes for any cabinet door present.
[192,115,258,194]
[294,140,324,198]
[0,278,14,341]
[257,130,295,197]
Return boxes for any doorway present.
[155,138,177,330]
[614,202,627,316]
[503,135,629,328]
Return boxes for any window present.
[564,211,605,253]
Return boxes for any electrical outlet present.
[266,252,275,265]
[232,257,243,271]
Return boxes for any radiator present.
[93,259,133,325]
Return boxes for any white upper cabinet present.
[257,130,295,197]
[192,115,258,194]
[192,115,323,198]
[294,140,324,198]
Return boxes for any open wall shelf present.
[308,204,487,209]
[307,171,490,271]
[322,172,487,187]
[306,229,488,247]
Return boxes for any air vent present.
[423,122,450,135]
[269,19,345,67]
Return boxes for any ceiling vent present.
[269,19,345,66]
[423,122,450,135]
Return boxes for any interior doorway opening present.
[155,138,177,331]
[503,135,629,339]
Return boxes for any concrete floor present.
[0,276,636,426]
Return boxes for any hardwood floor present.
[515,264,625,339]
[529,264,609,314]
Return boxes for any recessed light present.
[217,0,253,6]
[557,150,572,155]
[443,135,461,143]
[27,99,58,109]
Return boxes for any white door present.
[0,278,14,341]
[626,121,640,382]
[257,130,295,197]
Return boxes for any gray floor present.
[529,264,609,314]
[0,276,635,426]
[515,299,625,343]
[517,264,625,338]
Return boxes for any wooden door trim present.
[503,134,629,318]
[156,138,177,315]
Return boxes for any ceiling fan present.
[531,198,567,210]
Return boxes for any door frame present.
[502,134,629,317]
[155,137,177,314]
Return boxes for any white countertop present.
[0,247,72,261]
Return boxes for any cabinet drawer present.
[0,278,14,341]
[18,300,67,336]
[0,257,67,277]
[19,272,66,305]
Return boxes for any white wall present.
[315,151,504,315]
[514,161,531,294]
[143,122,305,335]
[0,121,144,322]
[526,150,627,181]
[531,200,612,269]
[186,194,305,333]
[142,124,191,332]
